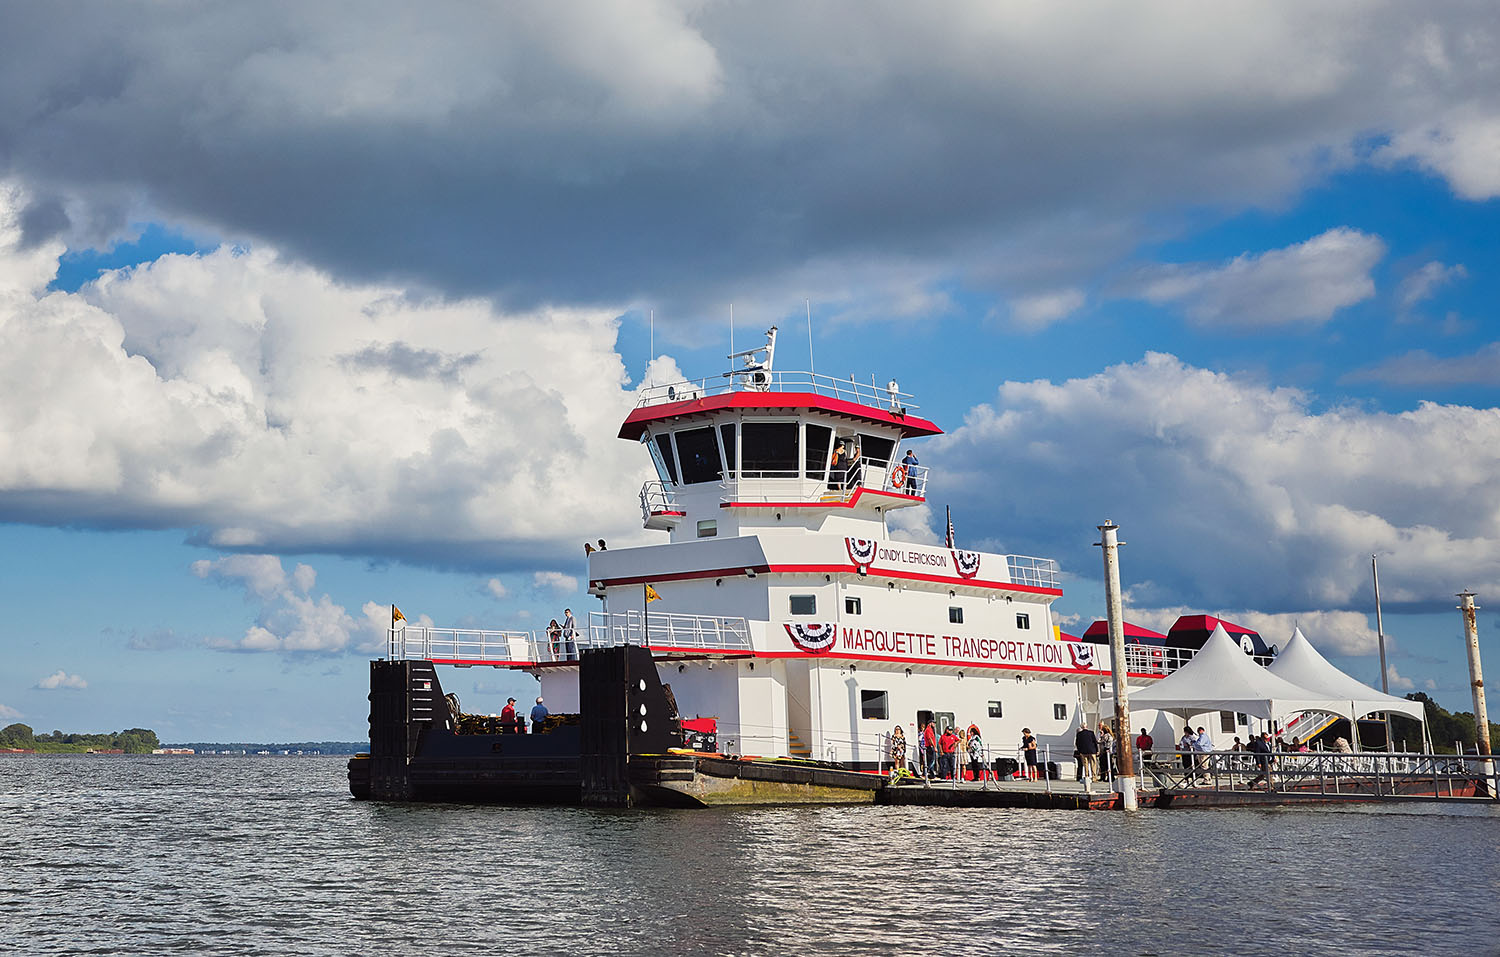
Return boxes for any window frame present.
[1016,613,1031,630]
[859,690,889,720]
[844,596,862,615]
[949,606,964,624]
[788,594,817,616]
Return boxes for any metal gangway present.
[1142,748,1499,802]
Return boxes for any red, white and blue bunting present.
[784,622,838,654]
[951,549,982,579]
[1068,642,1097,671]
[845,537,878,570]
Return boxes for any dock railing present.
[1142,748,1499,801]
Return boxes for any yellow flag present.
[392,605,406,624]
[644,584,662,603]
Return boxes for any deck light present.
[744,568,757,578]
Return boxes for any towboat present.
[349,328,1199,806]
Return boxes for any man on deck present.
[1075,723,1100,794]
[901,449,919,493]
[531,696,549,734]
[500,697,517,733]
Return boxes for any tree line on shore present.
[1,724,160,753]
[1391,693,1500,753]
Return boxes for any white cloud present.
[485,577,510,600]
[1344,342,1500,388]
[532,571,579,595]
[1114,229,1384,329]
[197,553,384,654]
[192,555,292,600]
[1385,664,1417,691]
[887,503,941,546]
[36,670,87,690]
[0,703,22,719]
[936,353,1500,623]
[1397,260,1467,309]
[0,187,655,567]
[1380,107,1500,201]
[1123,606,1378,657]
[1009,289,1085,330]
[0,6,1495,310]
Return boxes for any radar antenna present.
[727,325,777,392]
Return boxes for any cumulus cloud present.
[36,670,87,690]
[532,571,579,596]
[0,5,1496,310]
[0,188,655,569]
[1123,606,1379,657]
[485,577,510,600]
[1385,664,1417,691]
[934,353,1500,626]
[1113,229,1384,329]
[1343,342,1500,388]
[198,553,382,653]
[0,703,22,719]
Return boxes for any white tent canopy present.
[1266,627,1427,723]
[1126,624,1334,722]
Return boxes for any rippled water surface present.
[3,755,1498,955]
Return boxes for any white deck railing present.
[719,457,929,503]
[388,626,537,663]
[1005,555,1060,589]
[586,610,753,652]
[636,370,918,412]
[639,481,681,521]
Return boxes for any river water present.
[2,755,1497,956]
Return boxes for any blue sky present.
[1,3,1497,740]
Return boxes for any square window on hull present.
[789,594,816,615]
[860,690,888,720]
[845,597,861,615]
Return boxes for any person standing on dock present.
[1247,731,1274,789]
[1136,728,1153,759]
[1022,728,1039,781]
[888,725,907,778]
[1098,722,1115,783]
[1178,726,1197,782]
[938,725,959,779]
[1075,723,1100,793]
[922,721,938,778]
[1193,726,1215,776]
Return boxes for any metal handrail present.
[719,456,929,503]
[1141,748,1499,800]
[636,369,918,412]
[1005,555,1060,589]
[639,481,680,521]
[387,626,537,663]
[585,610,753,651]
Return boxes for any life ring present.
[889,465,907,487]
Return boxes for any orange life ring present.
[890,465,907,487]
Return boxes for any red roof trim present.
[619,391,943,440]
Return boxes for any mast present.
[1372,555,1392,749]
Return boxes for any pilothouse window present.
[805,425,832,480]
[719,424,737,473]
[652,433,678,484]
[741,422,799,477]
[675,427,722,484]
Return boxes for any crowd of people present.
[888,721,990,781]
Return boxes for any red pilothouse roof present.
[618,390,943,441]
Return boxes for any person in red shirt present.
[500,697,517,733]
[1136,728,1153,756]
[938,727,959,779]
